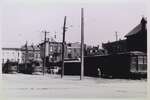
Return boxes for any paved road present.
[0,74,147,99]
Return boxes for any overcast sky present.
[1,0,146,48]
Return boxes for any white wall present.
[2,49,22,63]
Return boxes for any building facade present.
[21,44,41,63]
[40,41,62,63]
[2,48,22,63]
[66,42,81,59]
[40,41,83,63]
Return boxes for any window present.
[50,55,52,58]
[68,49,71,53]
[68,54,72,58]
[130,56,137,72]
[50,46,53,52]
[36,54,38,58]
[68,43,71,47]
[138,56,144,64]
[138,56,147,72]
[18,52,20,57]
[143,56,147,64]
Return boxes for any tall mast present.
[61,16,67,78]
[80,8,84,80]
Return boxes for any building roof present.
[102,39,126,46]
[33,46,40,51]
[125,17,147,37]
[21,45,40,51]
[125,24,142,37]
[129,51,146,55]
[117,51,146,56]
[39,41,62,45]
[2,48,20,51]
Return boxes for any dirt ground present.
[0,74,147,99]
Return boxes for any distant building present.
[66,42,81,59]
[2,48,22,63]
[21,44,41,63]
[85,45,105,56]
[125,17,147,53]
[102,39,127,54]
[40,41,62,63]
[40,41,82,63]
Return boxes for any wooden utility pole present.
[42,30,49,75]
[61,16,67,78]
[80,8,84,80]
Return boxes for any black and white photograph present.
[0,0,148,99]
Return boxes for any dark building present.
[93,17,147,78]
[102,17,147,54]
[125,17,147,53]
[84,51,147,78]
[102,39,127,54]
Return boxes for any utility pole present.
[115,31,118,41]
[61,16,67,78]
[80,8,84,80]
[42,30,49,75]
[17,52,20,73]
[25,41,28,73]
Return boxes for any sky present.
[1,0,146,48]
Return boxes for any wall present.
[2,48,22,63]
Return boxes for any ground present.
[0,74,147,99]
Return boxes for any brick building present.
[40,41,62,63]
[21,44,41,63]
